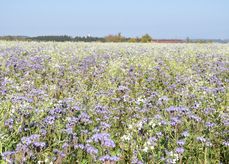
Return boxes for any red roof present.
[152,39,186,43]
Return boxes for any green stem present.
[204,147,207,164]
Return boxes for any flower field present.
[0,41,228,163]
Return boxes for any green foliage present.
[104,33,126,42]
[141,34,152,43]
[128,38,137,43]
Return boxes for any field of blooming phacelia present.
[0,41,228,163]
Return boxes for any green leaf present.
[0,160,6,164]
[0,142,2,154]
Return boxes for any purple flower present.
[148,137,157,143]
[222,141,229,147]
[177,140,185,146]
[21,137,31,146]
[4,118,14,128]
[21,134,40,146]
[62,143,69,149]
[189,114,201,122]
[49,108,64,115]
[110,156,120,161]
[156,132,163,138]
[1,89,7,95]
[74,144,85,150]
[159,96,169,102]
[117,85,129,92]
[157,96,169,105]
[85,144,98,155]
[30,134,40,140]
[154,114,162,119]
[66,117,78,128]
[205,122,216,128]
[175,147,184,154]
[177,107,189,113]
[100,122,111,130]
[16,143,29,152]
[91,133,110,142]
[181,131,189,137]
[40,129,47,136]
[166,106,177,112]
[160,120,167,125]
[166,106,188,113]
[170,117,181,126]
[204,108,216,115]
[73,105,80,111]
[102,138,116,148]
[91,133,115,148]
[33,142,46,149]
[223,120,229,126]
[99,155,119,162]
[53,149,66,157]
[131,159,144,164]
[95,105,109,114]
[65,127,73,134]
[1,151,15,162]
[44,116,55,125]
[1,151,15,157]
[196,136,206,143]
[78,112,92,124]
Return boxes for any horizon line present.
[0,35,228,41]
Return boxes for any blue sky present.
[0,0,229,39]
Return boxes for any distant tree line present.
[0,33,153,43]
[30,33,153,42]
[31,35,106,42]
[0,36,30,41]
[0,34,227,43]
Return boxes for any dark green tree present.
[141,34,152,43]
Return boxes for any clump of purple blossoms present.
[78,112,92,124]
[91,133,115,148]
[170,117,181,126]
[205,122,216,128]
[175,147,184,154]
[21,134,40,146]
[100,122,111,130]
[43,116,55,125]
[74,144,85,150]
[1,151,15,162]
[4,118,14,129]
[177,140,185,146]
[196,136,212,147]
[99,155,119,162]
[166,106,188,113]
[85,144,98,155]
[33,142,46,149]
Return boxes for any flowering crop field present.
[0,41,228,163]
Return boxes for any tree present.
[128,38,137,43]
[104,33,125,42]
[141,34,152,43]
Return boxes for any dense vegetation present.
[0,34,136,42]
[32,35,106,42]
[0,42,228,163]
[0,35,228,43]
